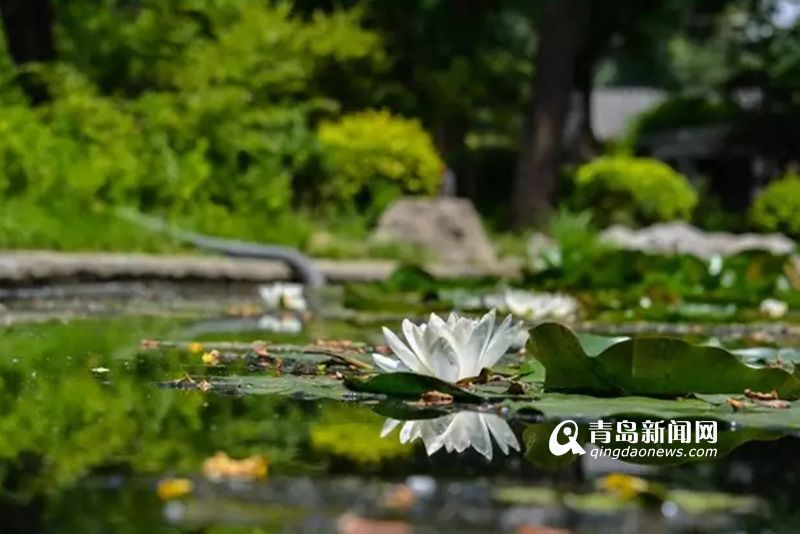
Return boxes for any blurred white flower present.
[381,412,520,461]
[258,283,306,311]
[257,314,303,333]
[760,298,788,319]
[373,309,524,383]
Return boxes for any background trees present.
[1,0,800,250]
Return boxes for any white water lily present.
[258,283,306,311]
[484,289,580,321]
[381,412,520,461]
[373,310,525,383]
[760,298,788,319]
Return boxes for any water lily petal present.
[461,310,496,378]
[380,418,403,438]
[402,320,435,374]
[418,415,453,455]
[400,421,422,444]
[446,312,459,328]
[483,413,520,455]
[428,337,461,383]
[372,353,409,373]
[382,326,430,375]
[440,412,492,459]
[479,314,524,369]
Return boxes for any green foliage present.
[318,110,444,217]
[622,96,737,151]
[574,156,699,226]
[750,174,800,237]
[0,1,394,250]
[528,322,800,398]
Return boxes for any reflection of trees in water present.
[671,435,800,531]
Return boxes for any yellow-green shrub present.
[318,110,443,217]
[750,174,800,236]
[574,156,698,226]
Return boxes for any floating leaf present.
[528,323,800,398]
[511,393,800,430]
[344,372,483,403]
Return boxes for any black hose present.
[116,209,325,287]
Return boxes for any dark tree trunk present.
[512,0,588,228]
[0,0,55,103]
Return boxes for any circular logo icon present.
[548,420,587,456]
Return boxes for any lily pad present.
[522,419,784,468]
[510,392,800,430]
[528,322,800,398]
[344,372,483,402]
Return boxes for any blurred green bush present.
[750,173,800,236]
[318,110,443,218]
[621,96,738,151]
[0,1,442,251]
[573,156,698,226]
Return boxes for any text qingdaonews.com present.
[590,446,718,460]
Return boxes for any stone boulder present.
[600,222,796,258]
[371,198,497,264]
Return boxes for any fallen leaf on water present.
[602,473,649,500]
[337,514,411,534]
[315,339,357,350]
[744,388,778,401]
[727,398,745,410]
[227,304,262,316]
[157,477,193,500]
[197,380,213,392]
[752,398,791,409]
[516,525,572,534]
[506,381,530,396]
[382,484,416,510]
[202,451,268,482]
[252,341,269,356]
[202,349,220,366]
[140,339,160,349]
[187,342,204,354]
[172,373,196,385]
[417,390,453,406]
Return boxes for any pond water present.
[2,286,800,534]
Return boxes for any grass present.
[0,198,431,261]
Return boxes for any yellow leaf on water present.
[602,473,649,500]
[157,477,194,500]
[202,349,220,366]
[202,451,268,482]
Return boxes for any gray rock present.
[371,197,497,263]
[600,222,796,258]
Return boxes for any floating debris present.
[417,390,453,406]
[157,478,194,500]
[201,349,220,366]
[202,451,268,482]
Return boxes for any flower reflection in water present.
[380,412,520,461]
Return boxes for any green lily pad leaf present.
[528,323,800,398]
[510,393,800,431]
[203,375,350,400]
[344,372,483,402]
[522,420,783,468]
